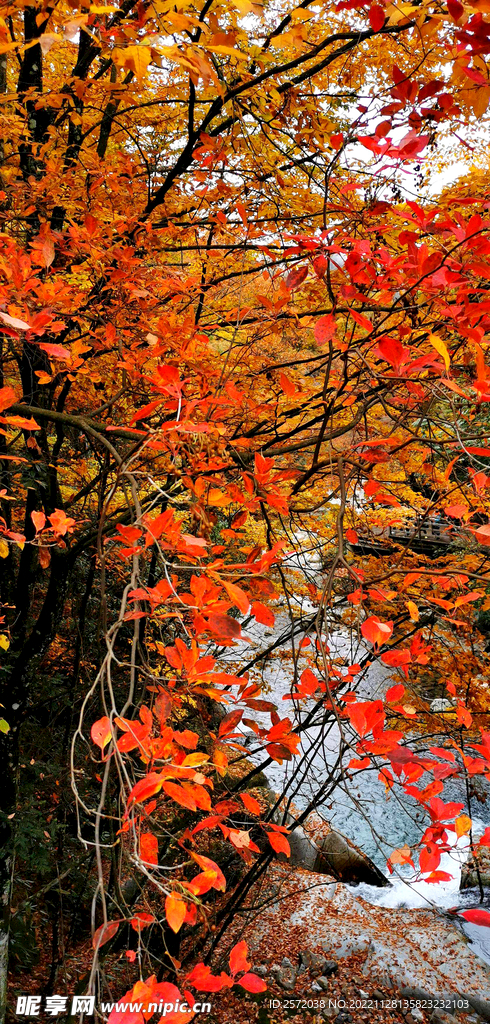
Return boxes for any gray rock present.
[410,1010,424,1023]
[429,698,455,713]
[323,960,339,976]
[334,1015,353,1024]
[325,935,371,958]
[270,958,297,991]
[315,831,389,887]
[461,844,490,889]
[316,977,331,990]
[299,949,335,976]
[311,981,323,993]
[429,1012,455,1023]
[253,965,267,978]
[283,825,322,872]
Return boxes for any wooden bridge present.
[350,517,467,554]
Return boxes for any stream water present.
[222,536,490,962]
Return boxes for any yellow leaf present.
[0,539,8,558]
[182,752,210,766]
[113,45,151,79]
[429,334,450,371]
[165,893,186,933]
[0,634,9,651]
[407,600,419,621]
[455,814,472,837]
[204,44,248,60]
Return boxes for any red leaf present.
[314,314,337,345]
[91,717,112,751]
[218,709,243,737]
[206,613,242,639]
[237,973,267,993]
[251,601,275,627]
[239,792,262,815]
[130,912,155,931]
[447,0,464,18]
[369,3,385,30]
[381,649,411,669]
[385,683,405,702]
[39,343,71,361]
[286,265,308,290]
[313,254,328,278]
[375,336,408,371]
[185,963,232,992]
[93,920,120,949]
[140,832,158,865]
[0,310,30,330]
[330,133,344,150]
[267,831,290,857]
[361,616,393,647]
[345,528,358,543]
[0,386,18,412]
[460,908,490,927]
[229,940,250,975]
[128,773,163,806]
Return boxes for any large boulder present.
[461,845,490,890]
[314,830,389,887]
[271,802,388,886]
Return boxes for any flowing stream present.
[222,535,490,962]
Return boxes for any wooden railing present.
[354,518,467,549]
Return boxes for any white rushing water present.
[352,830,474,910]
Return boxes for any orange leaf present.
[165,894,187,934]
[140,832,158,865]
[0,386,18,412]
[361,615,393,647]
[475,525,490,546]
[162,781,197,811]
[239,792,262,815]
[31,510,46,532]
[251,601,275,627]
[279,372,297,396]
[267,831,290,857]
[221,580,250,613]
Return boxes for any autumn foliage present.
[3,0,490,1013]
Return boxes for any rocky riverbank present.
[211,862,490,1024]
